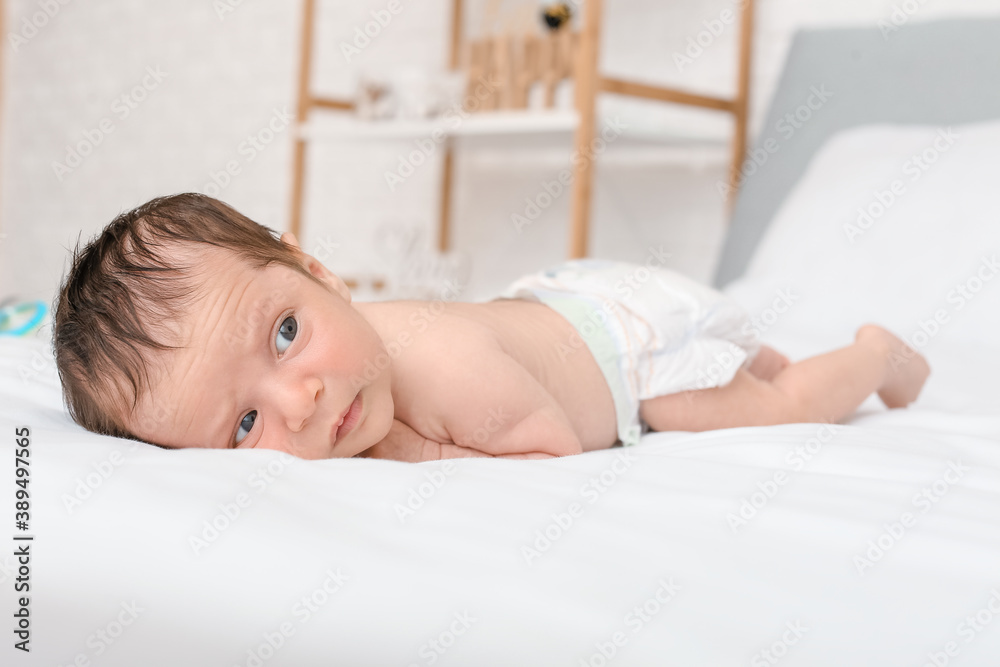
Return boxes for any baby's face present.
[128,244,394,459]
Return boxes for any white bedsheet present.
[2,120,1000,666]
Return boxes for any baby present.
[53,194,930,461]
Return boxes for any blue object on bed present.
[714,18,1000,288]
[0,300,48,337]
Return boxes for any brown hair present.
[53,193,324,442]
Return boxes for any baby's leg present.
[639,325,930,432]
[747,344,791,381]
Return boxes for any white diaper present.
[498,259,761,446]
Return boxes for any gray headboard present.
[714,17,1000,288]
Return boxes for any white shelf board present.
[298,109,730,147]
[299,109,579,141]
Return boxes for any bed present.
[3,19,1000,667]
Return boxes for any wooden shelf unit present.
[288,0,755,259]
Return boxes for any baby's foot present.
[856,324,930,409]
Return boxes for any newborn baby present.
[53,194,930,461]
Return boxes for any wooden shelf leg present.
[289,0,317,239]
[439,0,463,253]
[568,0,603,259]
[728,0,755,206]
[439,142,454,252]
[289,138,308,240]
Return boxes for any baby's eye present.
[276,315,297,354]
[235,410,257,445]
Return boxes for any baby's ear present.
[280,232,352,303]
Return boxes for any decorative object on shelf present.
[541,3,572,31]
[355,69,466,121]
[463,1,578,112]
[374,222,470,300]
[354,75,395,121]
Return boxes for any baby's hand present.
[358,419,430,462]
[359,420,554,462]
[358,419,494,462]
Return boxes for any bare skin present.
[128,234,930,462]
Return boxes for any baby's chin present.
[343,390,394,458]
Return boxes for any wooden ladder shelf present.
[289,0,755,261]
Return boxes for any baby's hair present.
[53,193,324,442]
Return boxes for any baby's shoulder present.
[375,300,504,360]
[372,301,507,430]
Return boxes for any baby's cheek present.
[356,319,390,366]
[362,336,391,378]
[332,325,389,384]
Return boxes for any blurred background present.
[1,0,999,312]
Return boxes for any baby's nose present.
[280,376,323,433]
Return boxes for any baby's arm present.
[376,328,584,462]
[434,339,584,458]
[359,419,559,462]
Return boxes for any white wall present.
[2,0,999,307]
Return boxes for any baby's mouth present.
[333,392,363,443]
